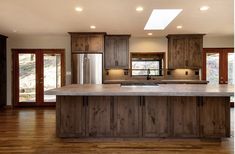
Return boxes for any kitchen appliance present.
[74,53,102,84]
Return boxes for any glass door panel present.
[43,54,61,102]
[206,53,219,85]
[228,53,234,102]
[19,54,36,102]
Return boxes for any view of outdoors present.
[44,54,61,102]
[19,54,36,102]
[19,53,61,102]
[228,53,234,102]
[206,53,219,85]
[132,60,161,76]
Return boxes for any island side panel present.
[143,96,170,137]
[57,96,85,137]
[169,96,199,137]
[200,97,230,138]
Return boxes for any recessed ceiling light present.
[90,25,96,29]
[136,6,144,12]
[147,33,153,36]
[144,9,183,30]
[13,30,17,33]
[177,25,183,29]
[75,7,83,12]
[200,6,209,11]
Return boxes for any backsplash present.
[165,69,200,80]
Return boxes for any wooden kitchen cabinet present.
[113,96,142,137]
[200,97,230,138]
[105,35,130,69]
[167,34,204,69]
[69,32,105,52]
[86,96,113,137]
[143,97,170,137]
[0,35,7,108]
[169,96,199,137]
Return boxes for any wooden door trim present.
[12,49,66,107]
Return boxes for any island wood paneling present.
[57,96,85,137]
[169,97,199,137]
[143,96,170,137]
[86,96,113,137]
[113,96,142,137]
[200,97,230,138]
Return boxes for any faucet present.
[147,69,151,80]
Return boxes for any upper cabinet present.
[105,35,130,69]
[69,32,106,53]
[167,34,204,69]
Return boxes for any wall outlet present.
[185,71,188,75]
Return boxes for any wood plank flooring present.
[0,108,234,154]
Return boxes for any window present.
[131,52,165,77]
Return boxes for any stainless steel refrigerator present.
[73,53,102,84]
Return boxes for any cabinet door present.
[186,37,203,68]
[143,97,169,137]
[104,37,116,68]
[88,35,104,52]
[170,97,199,137]
[116,37,129,68]
[200,97,230,138]
[86,96,113,137]
[168,37,187,69]
[71,36,87,52]
[58,96,85,137]
[114,96,142,137]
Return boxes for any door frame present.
[202,48,234,83]
[12,49,66,107]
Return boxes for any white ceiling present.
[0,0,233,37]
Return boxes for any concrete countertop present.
[46,84,234,97]
[103,80,208,84]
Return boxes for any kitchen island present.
[46,84,234,139]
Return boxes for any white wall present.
[6,35,234,105]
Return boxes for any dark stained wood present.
[0,108,233,153]
[200,97,230,138]
[104,35,130,69]
[169,96,199,137]
[0,35,7,108]
[58,96,85,137]
[113,96,142,137]
[167,34,204,69]
[86,96,113,137]
[143,96,169,137]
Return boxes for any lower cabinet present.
[169,97,199,137]
[200,97,230,138]
[57,96,230,138]
[143,96,169,137]
[113,96,142,137]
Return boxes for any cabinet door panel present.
[86,96,113,137]
[170,96,199,137]
[187,37,203,68]
[116,37,129,68]
[143,97,169,137]
[71,36,87,51]
[88,35,104,52]
[104,37,116,68]
[114,96,142,137]
[58,96,85,137]
[200,97,230,137]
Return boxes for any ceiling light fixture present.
[75,7,83,12]
[90,25,96,29]
[177,25,183,29]
[147,33,153,36]
[144,9,183,30]
[200,6,209,11]
[136,6,144,12]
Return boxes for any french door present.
[12,49,65,107]
[202,48,234,102]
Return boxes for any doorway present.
[12,49,65,107]
[202,48,234,103]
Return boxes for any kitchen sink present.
[120,82,159,87]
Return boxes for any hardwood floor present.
[0,108,233,154]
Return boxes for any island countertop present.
[46,84,234,96]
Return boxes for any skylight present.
[144,9,182,30]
